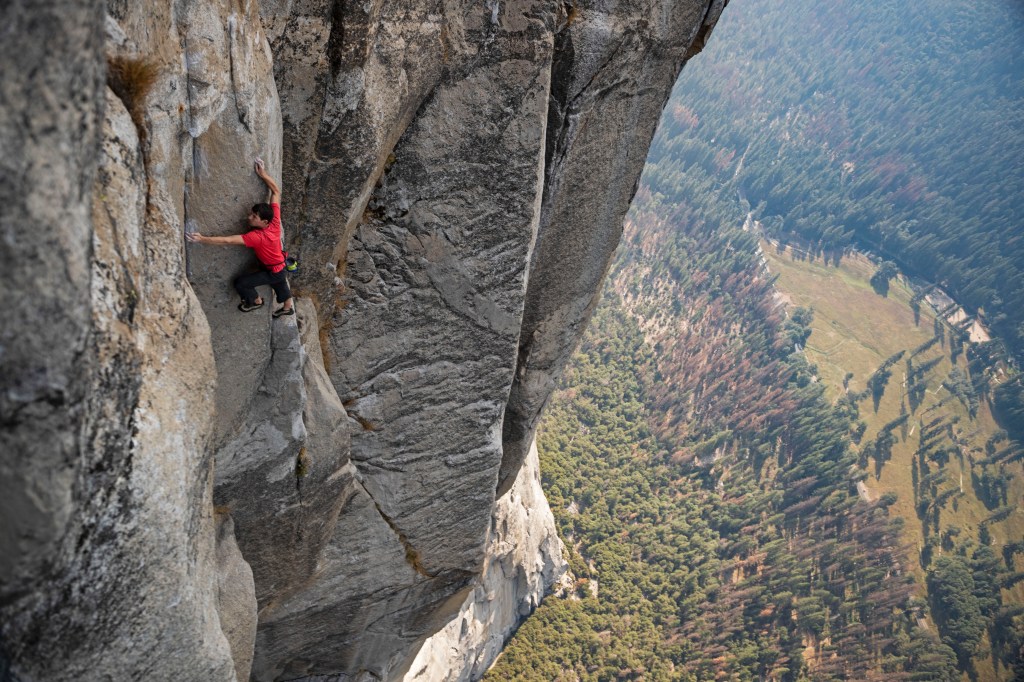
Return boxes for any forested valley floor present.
[488,187,1024,680]
[488,0,1024,675]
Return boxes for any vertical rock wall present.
[498,0,730,495]
[1,0,726,679]
[1,1,236,679]
[1,2,105,620]
[247,3,725,678]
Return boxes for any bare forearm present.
[259,173,279,196]
[186,233,244,246]
[202,234,234,245]
[259,173,280,202]
[255,159,281,202]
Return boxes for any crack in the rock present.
[353,478,437,579]
[325,0,348,80]
[227,16,252,133]
[685,0,728,60]
[182,29,200,279]
[548,29,630,182]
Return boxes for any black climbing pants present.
[234,268,292,306]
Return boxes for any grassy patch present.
[763,244,1024,609]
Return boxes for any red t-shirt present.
[242,203,286,273]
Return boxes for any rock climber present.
[187,160,295,317]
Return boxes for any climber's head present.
[248,203,274,228]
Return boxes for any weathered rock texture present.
[405,442,569,682]
[1,0,725,679]
[217,513,259,682]
[1,1,235,679]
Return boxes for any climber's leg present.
[268,270,293,311]
[234,270,273,307]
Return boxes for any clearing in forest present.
[761,243,1024,604]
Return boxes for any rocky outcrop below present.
[0,0,725,680]
[404,443,570,682]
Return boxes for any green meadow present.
[763,243,1024,677]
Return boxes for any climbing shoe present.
[272,306,295,318]
[238,301,263,312]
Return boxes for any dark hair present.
[251,203,274,223]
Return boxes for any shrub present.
[107,54,159,138]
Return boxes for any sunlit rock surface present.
[405,442,569,682]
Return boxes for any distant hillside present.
[489,147,965,681]
[645,0,1024,670]
[646,0,1024,432]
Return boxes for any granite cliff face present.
[0,1,724,680]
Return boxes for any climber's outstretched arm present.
[186,232,245,245]
[255,159,280,204]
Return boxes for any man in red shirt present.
[187,160,295,317]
